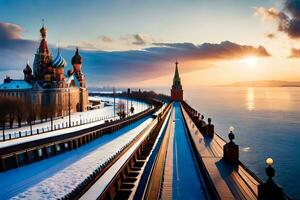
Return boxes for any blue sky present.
[0,0,275,44]
[2,0,300,87]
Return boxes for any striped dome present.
[52,50,67,68]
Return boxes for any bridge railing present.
[0,105,157,172]
[76,103,172,200]
[0,114,121,142]
[181,100,291,200]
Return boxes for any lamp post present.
[113,87,116,118]
[67,74,74,128]
[2,123,4,141]
[68,87,71,127]
[127,88,130,117]
[258,158,284,200]
[223,126,239,164]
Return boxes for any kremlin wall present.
[0,25,88,119]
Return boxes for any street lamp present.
[68,87,71,127]
[67,75,73,127]
[113,87,116,118]
[127,88,130,117]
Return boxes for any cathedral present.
[0,24,88,117]
[171,61,183,101]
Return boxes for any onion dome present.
[23,63,32,74]
[52,50,67,68]
[71,48,82,65]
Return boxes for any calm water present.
[156,86,300,199]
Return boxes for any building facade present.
[0,25,88,117]
[171,61,183,101]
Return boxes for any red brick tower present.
[171,61,183,101]
[33,22,53,81]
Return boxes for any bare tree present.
[25,101,40,134]
[5,98,17,128]
[0,98,8,140]
[117,100,126,119]
[16,98,26,127]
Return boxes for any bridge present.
[0,96,291,199]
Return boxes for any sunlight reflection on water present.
[246,87,255,111]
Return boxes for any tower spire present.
[33,21,52,80]
[171,60,183,101]
[57,40,60,53]
[174,59,180,80]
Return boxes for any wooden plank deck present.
[142,105,173,200]
[181,104,260,200]
[160,109,174,200]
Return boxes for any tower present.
[171,60,183,101]
[33,22,52,81]
[23,62,33,83]
[70,48,86,88]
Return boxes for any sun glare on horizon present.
[243,57,257,67]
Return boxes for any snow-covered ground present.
[0,96,149,141]
[0,116,153,200]
[80,118,157,200]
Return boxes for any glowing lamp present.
[266,158,273,166]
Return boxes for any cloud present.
[288,48,300,58]
[132,34,147,45]
[0,22,38,72]
[255,1,300,39]
[120,33,152,46]
[254,7,279,21]
[151,41,271,59]
[99,35,113,42]
[284,0,300,19]
[0,22,271,86]
[0,22,23,40]
[45,41,271,85]
[265,33,275,39]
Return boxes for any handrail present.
[92,103,171,200]
[135,103,172,200]
[71,114,158,200]
[180,104,221,200]
[181,100,291,200]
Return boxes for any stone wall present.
[0,87,88,118]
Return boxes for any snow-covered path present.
[0,115,153,200]
[1,96,148,141]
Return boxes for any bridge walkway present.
[181,103,259,200]
[161,102,207,199]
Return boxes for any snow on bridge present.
[0,116,153,199]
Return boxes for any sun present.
[243,57,257,67]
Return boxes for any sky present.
[1,0,300,88]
